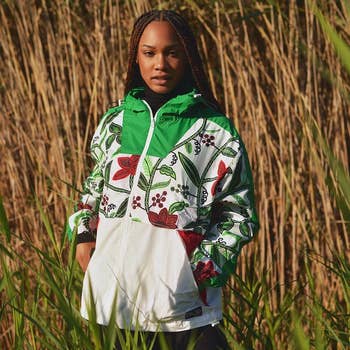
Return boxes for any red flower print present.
[211,160,228,196]
[193,260,219,285]
[199,289,208,306]
[77,202,92,210]
[193,260,219,306]
[148,208,178,229]
[112,155,140,180]
[178,230,204,257]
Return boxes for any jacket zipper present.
[125,100,159,218]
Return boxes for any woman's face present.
[137,21,188,94]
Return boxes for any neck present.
[143,82,192,114]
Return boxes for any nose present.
[155,54,166,70]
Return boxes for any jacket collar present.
[122,87,209,117]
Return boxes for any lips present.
[151,75,171,84]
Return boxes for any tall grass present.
[0,0,349,348]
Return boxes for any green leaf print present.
[111,147,121,157]
[116,198,128,217]
[138,173,149,191]
[183,220,208,232]
[185,142,193,154]
[222,147,237,158]
[159,165,176,180]
[169,201,188,214]
[233,194,248,206]
[211,245,222,266]
[103,109,122,128]
[109,123,121,134]
[104,160,112,181]
[105,134,115,150]
[129,175,134,189]
[151,179,171,190]
[106,123,122,145]
[178,152,201,187]
[205,129,220,134]
[143,156,153,178]
[239,222,250,237]
[218,218,234,232]
[198,206,211,217]
[191,251,206,263]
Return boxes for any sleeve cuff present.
[76,231,96,244]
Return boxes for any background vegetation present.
[0,0,349,348]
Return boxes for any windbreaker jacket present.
[68,87,259,331]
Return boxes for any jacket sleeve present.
[191,138,259,289]
[67,117,108,244]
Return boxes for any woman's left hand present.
[75,241,96,272]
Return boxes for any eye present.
[168,50,178,57]
[143,51,154,57]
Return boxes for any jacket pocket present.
[81,218,203,325]
[109,220,201,322]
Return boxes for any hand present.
[75,241,96,272]
[193,260,220,306]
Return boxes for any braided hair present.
[124,10,222,112]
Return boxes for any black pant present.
[114,324,230,350]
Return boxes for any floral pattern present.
[178,230,204,257]
[77,202,92,211]
[200,133,216,147]
[112,155,140,180]
[147,208,178,229]
[211,160,228,196]
[193,260,220,285]
[151,191,167,208]
[193,260,220,305]
[68,88,259,292]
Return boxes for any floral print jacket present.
[68,87,259,292]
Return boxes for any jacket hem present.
[80,307,223,332]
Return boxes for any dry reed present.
[0,0,349,348]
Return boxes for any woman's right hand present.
[75,241,96,272]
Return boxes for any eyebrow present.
[141,44,181,49]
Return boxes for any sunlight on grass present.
[0,0,349,349]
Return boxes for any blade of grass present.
[0,196,10,242]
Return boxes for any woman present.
[68,10,259,349]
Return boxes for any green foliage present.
[0,201,349,348]
[310,1,350,227]
[0,0,349,348]
[0,196,10,242]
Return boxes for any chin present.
[150,86,174,94]
[145,81,175,94]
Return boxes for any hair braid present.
[124,10,222,112]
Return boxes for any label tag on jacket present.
[185,306,202,319]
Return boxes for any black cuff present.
[77,231,96,244]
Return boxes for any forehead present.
[138,21,181,47]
